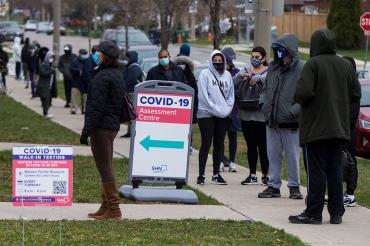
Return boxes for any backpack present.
[237,68,266,110]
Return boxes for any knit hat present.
[221,47,236,64]
[98,41,119,59]
[179,43,191,57]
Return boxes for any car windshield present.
[361,84,370,107]
[39,22,49,27]
[117,31,150,45]
[143,60,158,73]
[0,22,18,29]
[135,49,159,61]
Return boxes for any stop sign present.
[360,12,370,34]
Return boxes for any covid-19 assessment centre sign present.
[129,81,194,188]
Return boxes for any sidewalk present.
[5,77,370,245]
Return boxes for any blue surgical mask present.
[159,57,170,66]
[81,54,89,60]
[122,59,129,66]
[92,51,100,65]
[277,49,289,59]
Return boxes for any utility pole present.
[254,0,273,59]
[53,0,61,62]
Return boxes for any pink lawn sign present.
[12,146,73,206]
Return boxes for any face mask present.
[178,64,186,70]
[92,51,100,65]
[159,57,170,66]
[81,54,89,60]
[64,50,71,55]
[122,59,129,66]
[49,58,54,63]
[213,63,224,71]
[276,49,289,59]
[251,58,262,68]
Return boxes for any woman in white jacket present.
[12,37,22,80]
[197,50,235,185]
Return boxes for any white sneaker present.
[44,114,54,120]
[343,193,357,207]
[219,162,225,172]
[229,161,237,172]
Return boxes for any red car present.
[356,79,370,155]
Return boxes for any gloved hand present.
[80,135,89,145]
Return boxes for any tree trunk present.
[209,0,222,50]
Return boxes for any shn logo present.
[152,165,168,173]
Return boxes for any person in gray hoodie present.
[257,34,304,199]
[196,50,235,185]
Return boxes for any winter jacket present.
[36,51,57,98]
[146,61,187,83]
[26,54,39,73]
[58,45,77,80]
[70,57,84,88]
[21,44,30,63]
[0,46,9,72]
[12,37,21,62]
[81,56,97,94]
[197,50,235,119]
[295,29,362,145]
[123,51,143,93]
[260,34,304,128]
[81,65,126,138]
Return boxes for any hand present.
[80,135,89,145]
[244,72,251,78]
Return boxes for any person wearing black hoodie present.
[26,45,39,98]
[21,37,30,88]
[289,29,361,225]
[58,44,77,108]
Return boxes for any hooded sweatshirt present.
[295,29,362,145]
[12,37,22,62]
[123,51,143,93]
[197,50,235,118]
[37,51,57,98]
[260,33,304,128]
[58,44,77,80]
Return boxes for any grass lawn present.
[0,96,80,145]
[0,150,219,205]
[0,220,304,246]
[57,80,66,101]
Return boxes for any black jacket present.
[295,29,362,145]
[123,51,143,93]
[58,53,77,80]
[81,56,96,94]
[26,54,39,73]
[70,57,84,88]
[81,65,126,137]
[146,61,187,83]
[21,45,30,63]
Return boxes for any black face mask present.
[64,50,71,55]
[213,63,223,72]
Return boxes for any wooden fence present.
[272,13,328,42]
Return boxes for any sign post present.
[128,81,194,190]
[360,12,370,69]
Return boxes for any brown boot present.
[88,186,107,218]
[94,182,122,220]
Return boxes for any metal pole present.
[53,0,61,61]
[365,35,369,70]
[254,0,273,59]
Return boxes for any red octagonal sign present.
[360,12,370,34]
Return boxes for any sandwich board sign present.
[128,81,194,188]
[12,146,73,206]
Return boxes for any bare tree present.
[209,0,221,50]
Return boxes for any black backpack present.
[237,69,266,110]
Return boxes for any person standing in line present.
[36,51,56,120]
[289,29,361,225]
[81,45,99,114]
[196,50,235,185]
[257,34,304,200]
[58,44,77,108]
[80,41,125,220]
[13,37,22,80]
[26,46,39,99]
[70,49,88,114]
[234,46,270,185]
[0,44,9,89]
[220,47,240,173]
[21,37,30,88]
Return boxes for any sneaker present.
[211,174,227,185]
[258,186,281,198]
[228,162,237,172]
[241,175,258,185]
[44,114,54,120]
[289,186,303,199]
[344,193,357,207]
[219,162,225,172]
[289,212,322,225]
[197,175,205,185]
[330,215,342,224]
[120,133,131,138]
[261,175,269,186]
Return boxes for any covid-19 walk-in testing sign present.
[129,81,194,187]
[12,146,73,206]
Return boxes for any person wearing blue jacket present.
[70,49,88,114]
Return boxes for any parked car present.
[36,22,50,33]
[25,20,38,31]
[356,79,370,156]
[194,63,208,81]
[46,22,66,35]
[128,45,160,63]
[101,27,152,51]
[0,21,24,42]
[141,57,159,78]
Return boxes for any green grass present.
[57,80,65,101]
[0,96,80,145]
[0,150,219,205]
[0,220,304,246]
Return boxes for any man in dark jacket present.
[26,46,39,98]
[289,29,361,225]
[81,45,99,97]
[146,49,187,83]
[58,44,77,108]
[258,34,304,200]
[70,49,88,114]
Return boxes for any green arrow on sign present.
[139,135,184,151]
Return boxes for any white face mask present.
[49,58,54,63]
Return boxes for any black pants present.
[198,117,230,176]
[344,126,358,195]
[222,131,237,163]
[303,139,345,219]
[15,62,21,80]
[40,96,50,116]
[1,73,5,88]
[29,71,36,97]
[63,78,72,104]
[241,120,269,175]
